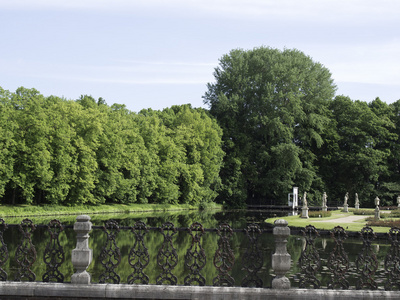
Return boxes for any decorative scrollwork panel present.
[241,224,263,287]
[42,220,65,282]
[184,222,206,286]
[213,223,235,287]
[0,219,8,281]
[384,227,400,291]
[15,219,37,281]
[99,220,121,284]
[127,221,150,284]
[327,226,349,289]
[298,225,321,289]
[156,222,178,285]
[355,226,378,290]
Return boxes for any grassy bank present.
[265,209,393,233]
[0,202,222,218]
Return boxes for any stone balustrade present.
[0,215,399,299]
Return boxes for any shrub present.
[307,210,332,218]
[352,209,375,215]
[390,210,400,218]
[366,218,400,227]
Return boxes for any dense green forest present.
[204,47,400,208]
[0,87,224,206]
[1,47,399,208]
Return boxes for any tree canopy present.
[0,87,224,206]
[203,47,336,206]
[1,47,400,208]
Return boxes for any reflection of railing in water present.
[0,216,400,291]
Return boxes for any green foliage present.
[366,218,400,227]
[389,210,400,217]
[316,96,396,207]
[204,47,336,206]
[352,209,375,215]
[379,210,400,219]
[1,47,400,209]
[307,210,332,218]
[0,87,224,206]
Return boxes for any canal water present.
[0,209,393,289]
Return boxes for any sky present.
[1,0,399,112]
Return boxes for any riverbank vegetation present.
[0,89,224,207]
[1,47,400,210]
[0,202,222,218]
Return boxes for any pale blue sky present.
[1,0,399,112]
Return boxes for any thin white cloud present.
[309,40,400,86]
[115,60,217,67]
[2,0,399,22]
[1,58,214,85]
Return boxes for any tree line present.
[204,47,400,208]
[1,47,399,208]
[0,87,224,206]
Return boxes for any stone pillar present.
[272,219,291,289]
[374,197,380,221]
[355,193,360,210]
[374,207,380,220]
[71,215,93,284]
[322,192,328,212]
[301,206,309,218]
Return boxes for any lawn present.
[265,209,395,233]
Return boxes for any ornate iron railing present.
[0,216,400,291]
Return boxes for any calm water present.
[0,209,393,289]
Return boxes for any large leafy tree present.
[204,47,336,206]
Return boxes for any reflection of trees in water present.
[290,235,391,288]
[0,211,394,288]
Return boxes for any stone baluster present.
[272,219,291,289]
[71,215,93,284]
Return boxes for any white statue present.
[303,192,307,208]
[374,196,380,207]
[397,195,400,207]
[344,192,349,206]
[355,193,360,209]
[301,191,309,219]
[322,192,328,211]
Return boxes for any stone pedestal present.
[355,204,360,210]
[301,207,309,219]
[343,204,349,213]
[71,215,93,284]
[322,205,327,212]
[272,219,291,289]
[374,207,380,221]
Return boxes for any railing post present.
[71,215,93,284]
[272,219,291,289]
